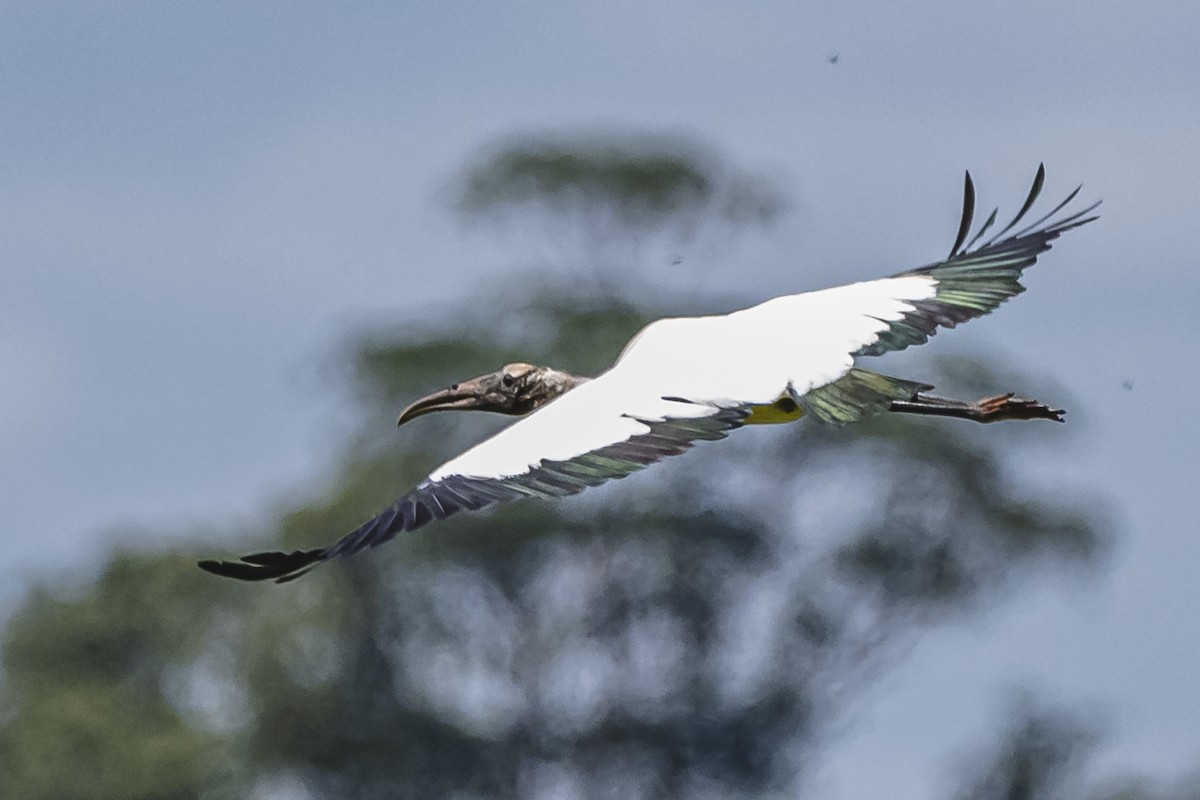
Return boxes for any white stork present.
[200,166,1098,582]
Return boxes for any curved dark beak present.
[396,374,495,426]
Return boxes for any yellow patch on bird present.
[744,396,805,425]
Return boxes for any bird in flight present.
[200,165,1098,582]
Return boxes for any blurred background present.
[2,3,1198,798]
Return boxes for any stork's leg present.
[887,392,1064,423]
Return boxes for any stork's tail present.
[197,547,329,583]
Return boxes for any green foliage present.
[951,697,1098,800]
[831,419,1100,608]
[0,554,234,800]
[461,143,715,222]
[947,696,1200,800]
[457,135,786,231]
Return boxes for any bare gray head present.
[396,362,586,426]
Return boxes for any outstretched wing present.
[855,164,1100,357]
[198,392,747,582]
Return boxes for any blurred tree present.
[0,133,1140,799]
[453,133,788,290]
[1094,778,1200,800]
[456,134,786,232]
[950,695,1098,800]
[0,555,237,800]
[946,695,1200,800]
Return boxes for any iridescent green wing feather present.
[801,368,932,425]
[856,164,1100,358]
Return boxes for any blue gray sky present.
[3,2,1199,796]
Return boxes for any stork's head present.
[396,362,584,426]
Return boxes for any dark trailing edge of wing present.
[857,164,1100,358]
[197,407,748,582]
[196,476,528,583]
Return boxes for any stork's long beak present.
[396,373,497,426]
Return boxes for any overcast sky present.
[3,2,1199,796]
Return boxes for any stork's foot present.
[968,393,1065,423]
[888,392,1065,423]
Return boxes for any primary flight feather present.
[200,165,1098,582]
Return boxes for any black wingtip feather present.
[1018,162,1047,225]
[1010,184,1085,240]
[949,170,976,258]
[984,163,1047,245]
[963,207,999,252]
[197,548,327,583]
